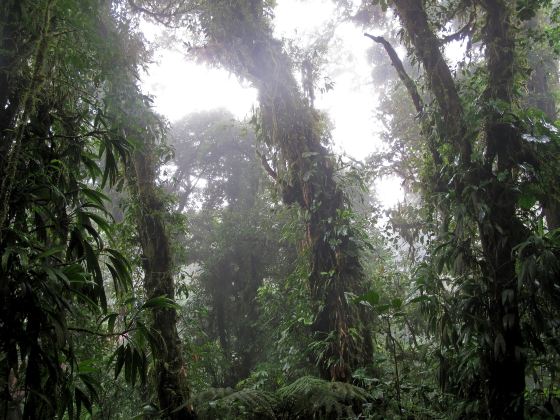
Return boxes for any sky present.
[140,0,404,207]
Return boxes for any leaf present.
[494,333,506,357]
[99,312,118,334]
[501,289,514,305]
[407,295,430,304]
[102,146,116,188]
[37,245,66,260]
[503,314,516,330]
[137,321,162,357]
[80,185,109,207]
[391,298,402,309]
[124,345,133,383]
[114,345,126,379]
[82,210,112,234]
[141,295,179,310]
[1,247,14,271]
[75,387,92,416]
[518,193,537,210]
[355,290,380,307]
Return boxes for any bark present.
[198,0,372,381]
[131,138,195,419]
[0,0,23,158]
[543,201,560,231]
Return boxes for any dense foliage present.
[1,0,560,419]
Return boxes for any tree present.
[123,104,195,419]
[0,1,196,417]
[170,110,276,386]
[0,0,138,417]
[195,0,375,382]
[128,0,375,382]
[368,0,560,416]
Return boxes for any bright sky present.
[140,0,403,207]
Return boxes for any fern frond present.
[276,376,374,419]
[194,387,278,420]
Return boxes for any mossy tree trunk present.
[130,133,195,419]
[388,0,526,416]
[197,0,372,381]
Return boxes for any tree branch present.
[392,0,471,164]
[127,0,195,27]
[365,33,443,166]
[364,33,424,115]
[440,12,476,44]
[256,150,278,180]
[68,326,134,338]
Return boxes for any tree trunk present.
[480,1,525,416]
[131,137,195,419]
[391,0,526,416]
[198,0,372,381]
[392,0,471,163]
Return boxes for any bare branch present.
[364,33,423,115]
[365,33,443,166]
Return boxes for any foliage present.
[193,387,278,420]
[193,376,377,420]
[3,0,560,418]
[276,375,375,419]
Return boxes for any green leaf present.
[75,387,92,417]
[141,295,179,310]
[37,245,65,260]
[124,345,133,383]
[114,345,126,379]
[1,247,14,271]
[355,290,380,307]
[80,185,109,207]
[518,193,537,210]
[407,295,429,304]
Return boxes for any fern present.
[276,376,374,419]
[193,376,376,419]
[193,387,278,420]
